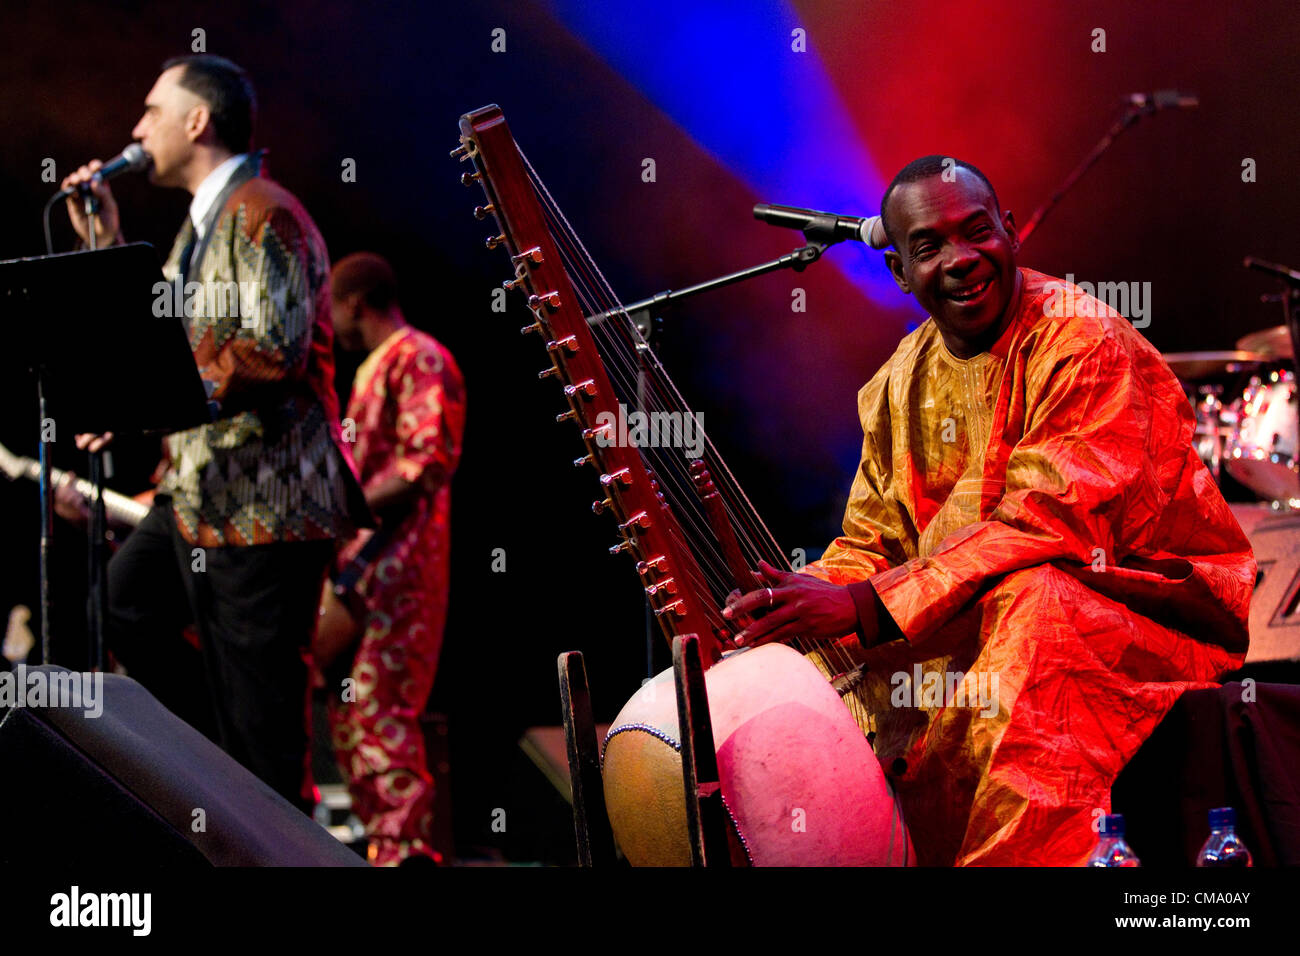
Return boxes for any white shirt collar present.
[189,153,250,239]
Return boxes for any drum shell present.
[1225,370,1300,501]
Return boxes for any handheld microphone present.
[54,143,152,201]
[753,203,891,250]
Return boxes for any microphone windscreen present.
[861,216,890,250]
[122,143,152,171]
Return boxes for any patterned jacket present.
[155,170,360,546]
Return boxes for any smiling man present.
[726,155,1254,865]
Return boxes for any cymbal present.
[1235,326,1294,359]
[1162,350,1268,381]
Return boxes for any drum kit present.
[1168,326,1300,507]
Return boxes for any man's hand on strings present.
[722,559,870,648]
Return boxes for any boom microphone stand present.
[588,230,846,678]
[1019,90,1198,245]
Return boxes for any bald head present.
[880,155,999,248]
[332,252,403,351]
[333,252,399,312]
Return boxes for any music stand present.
[0,243,211,666]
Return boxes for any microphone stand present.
[82,191,111,671]
[589,239,831,336]
[588,234,842,678]
[1019,98,1185,245]
[36,371,52,664]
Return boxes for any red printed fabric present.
[802,268,1254,865]
[328,326,465,866]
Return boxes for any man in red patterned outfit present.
[325,252,466,866]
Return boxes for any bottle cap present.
[1209,807,1236,829]
[1101,814,1125,836]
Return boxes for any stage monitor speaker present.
[1232,504,1300,665]
[0,666,365,866]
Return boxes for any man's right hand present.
[53,471,89,527]
[75,432,115,454]
[60,161,122,247]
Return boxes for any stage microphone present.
[1124,89,1199,110]
[753,203,891,250]
[1244,256,1300,285]
[54,143,152,200]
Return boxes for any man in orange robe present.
[725,156,1254,865]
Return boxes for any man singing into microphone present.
[726,156,1254,865]
[61,55,361,810]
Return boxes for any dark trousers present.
[105,498,333,812]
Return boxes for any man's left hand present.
[723,559,870,648]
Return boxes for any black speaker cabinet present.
[0,666,364,866]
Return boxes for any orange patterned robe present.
[803,268,1254,866]
[328,326,465,866]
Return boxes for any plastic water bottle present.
[1197,807,1253,867]
[1086,814,1141,866]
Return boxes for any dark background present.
[2,0,1297,859]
